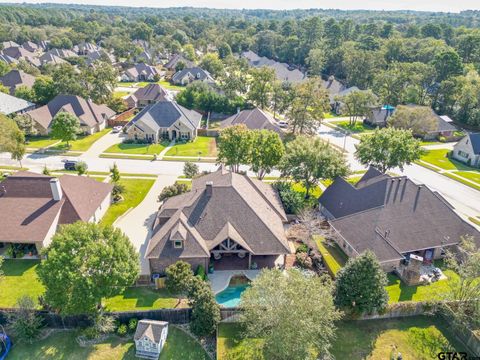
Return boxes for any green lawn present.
[386,260,457,303]
[291,182,322,198]
[50,128,111,152]
[332,120,375,134]
[165,136,217,157]
[100,178,155,227]
[453,171,480,184]
[442,172,480,191]
[157,80,186,91]
[25,136,59,148]
[314,236,348,277]
[113,90,129,98]
[8,326,208,360]
[103,287,179,311]
[0,260,45,308]
[420,149,475,171]
[104,141,169,155]
[218,317,464,360]
[331,316,465,360]
[175,179,192,190]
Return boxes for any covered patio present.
[210,253,280,271]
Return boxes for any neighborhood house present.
[171,67,215,85]
[126,83,168,109]
[0,172,113,256]
[452,133,480,168]
[121,63,160,82]
[24,94,115,135]
[126,99,202,142]
[0,92,35,115]
[319,167,479,273]
[145,167,293,275]
[221,107,284,136]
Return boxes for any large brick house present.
[145,167,293,274]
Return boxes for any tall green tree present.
[249,129,285,180]
[355,127,425,173]
[280,136,349,198]
[199,53,224,78]
[187,277,221,336]
[217,124,253,173]
[0,114,25,167]
[50,112,81,147]
[37,222,139,315]
[241,268,342,360]
[335,251,389,313]
[247,67,276,109]
[288,77,329,135]
[336,89,377,125]
[32,76,57,105]
[387,105,438,137]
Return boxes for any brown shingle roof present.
[320,168,480,262]
[221,108,284,136]
[146,168,290,260]
[25,95,115,131]
[0,172,113,244]
[0,70,35,95]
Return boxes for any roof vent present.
[50,178,63,201]
[206,181,213,197]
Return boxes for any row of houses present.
[0,40,116,68]
[1,164,479,280]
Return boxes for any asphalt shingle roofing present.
[319,167,480,263]
[146,167,290,260]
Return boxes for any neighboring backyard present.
[8,326,208,360]
[104,141,169,155]
[314,239,460,303]
[100,178,156,227]
[0,260,179,311]
[217,317,464,360]
[165,136,217,157]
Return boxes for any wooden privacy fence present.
[0,307,240,329]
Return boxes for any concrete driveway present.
[82,131,124,158]
[114,175,178,275]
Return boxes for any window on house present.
[458,150,469,158]
[174,240,183,249]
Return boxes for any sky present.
[1,0,479,12]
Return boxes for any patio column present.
[248,253,251,269]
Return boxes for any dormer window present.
[174,240,183,249]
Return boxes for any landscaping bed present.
[314,236,348,276]
[165,136,217,157]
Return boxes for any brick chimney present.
[50,178,63,201]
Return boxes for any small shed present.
[134,319,169,359]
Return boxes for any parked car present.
[112,126,123,133]
[277,121,288,128]
[64,160,78,171]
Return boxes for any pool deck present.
[209,270,260,294]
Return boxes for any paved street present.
[318,122,480,223]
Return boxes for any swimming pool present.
[215,284,249,307]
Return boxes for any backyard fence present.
[108,107,137,127]
[198,129,219,137]
[438,307,480,356]
[0,307,192,328]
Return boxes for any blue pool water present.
[215,284,249,307]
